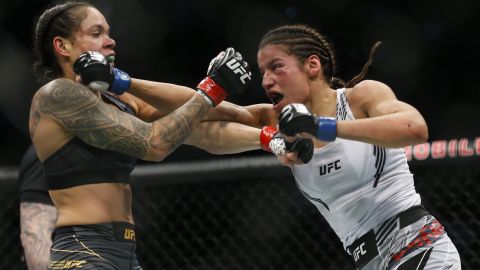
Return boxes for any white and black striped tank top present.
[291,88,421,250]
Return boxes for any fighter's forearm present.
[129,78,197,116]
[185,121,261,154]
[129,79,271,127]
[20,202,57,270]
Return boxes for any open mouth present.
[267,92,284,105]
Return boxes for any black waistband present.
[54,222,136,242]
[347,205,430,269]
[396,206,430,229]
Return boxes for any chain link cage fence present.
[0,139,479,269]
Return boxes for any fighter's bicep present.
[36,78,153,158]
[350,80,400,118]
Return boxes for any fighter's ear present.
[53,36,72,57]
[305,55,321,77]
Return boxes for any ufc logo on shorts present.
[226,59,251,84]
[124,228,136,240]
[50,260,87,269]
[353,242,367,262]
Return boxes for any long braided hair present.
[32,1,92,84]
[259,24,381,89]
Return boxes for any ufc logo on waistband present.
[353,242,367,262]
[347,230,378,268]
[49,260,87,269]
[226,59,251,84]
[124,228,135,241]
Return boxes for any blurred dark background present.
[0,0,479,166]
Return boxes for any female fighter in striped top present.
[266,24,461,270]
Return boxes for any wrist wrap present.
[260,126,278,152]
[110,68,131,95]
[196,77,227,107]
[316,117,337,141]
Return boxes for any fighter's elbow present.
[418,124,429,142]
[408,120,429,144]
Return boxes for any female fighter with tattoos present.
[29,2,275,269]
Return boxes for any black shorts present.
[49,222,142,270]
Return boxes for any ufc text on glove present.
[196,48,252,106]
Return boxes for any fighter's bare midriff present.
[50,182,133,227]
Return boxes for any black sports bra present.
[43,93,138,190]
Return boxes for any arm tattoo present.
[29,98,41,138]
[20,202,57,270]
[148,97,210,157]
[35,78,210,160]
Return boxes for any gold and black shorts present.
[48,222,142,270]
